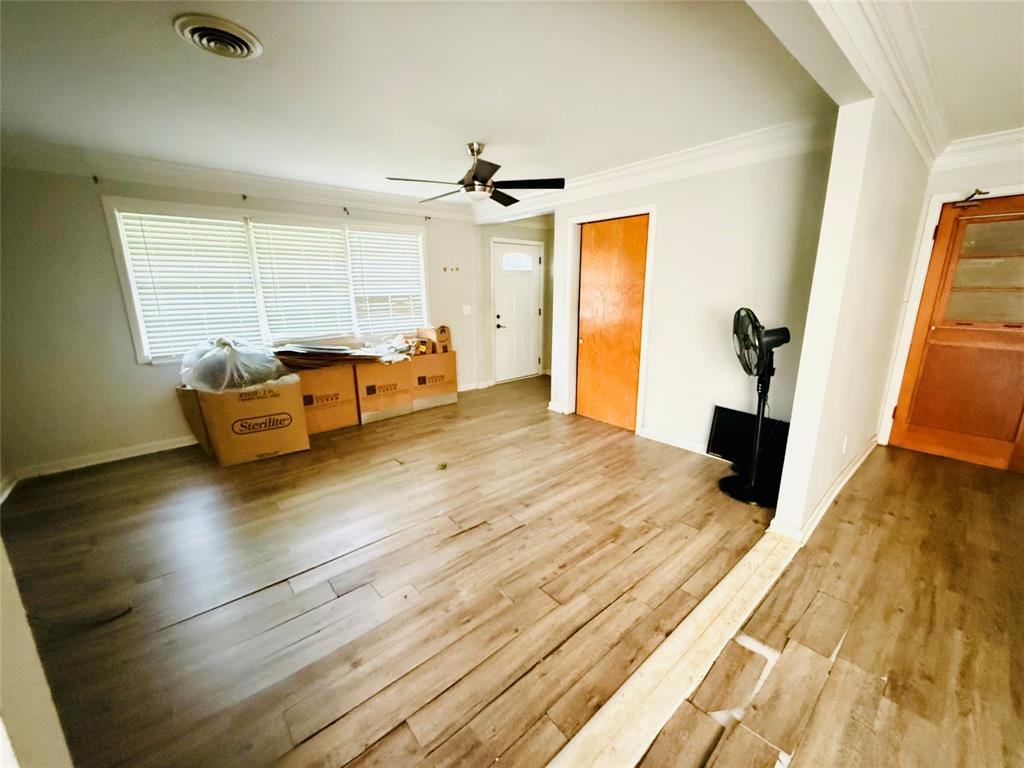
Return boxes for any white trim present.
[635,427,718,461]
[560,205,657,432]
[488,215,554,231]
[471,117,834,224]
[457,380,495,393]
[810,1,945,165]
[12,436,198,482]
[0,475,18,505]
[876,181,1024,445]
[549,532,801,767]
[489,238,545,384]
[1,138,475,222]
[931,127,1024,173]
[548,401,571,415]
[101,197,153,364]
[770,437,875,543]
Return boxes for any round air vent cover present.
[174,14,262,60]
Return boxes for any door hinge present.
[538,357,541,364]
[932,224,938,240]
[892,406,897,419]
[538,256,542,264]
[538,308,542,316]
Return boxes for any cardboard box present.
[297,364,359,434]
[417,325,452,354]
[355,360,413,424]
[411,352,458,411]
[176,386,212,455]
[197,374,310,466]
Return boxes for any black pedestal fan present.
[719,308,790,507]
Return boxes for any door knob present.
[496,323,506,329]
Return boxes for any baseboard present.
[457,380,494,393]
[0,474,18,505]
[769,437,876,543]
[635,427,718,459]
[547,401,571,414]
[12,435,198,482]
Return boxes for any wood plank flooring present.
[640,446,1024,768]
[1,376,769,768]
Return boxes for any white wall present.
[548,147,833,453]
[806,98,929,508]
[0,167,483,478]
[0,543,74,768]
[772,96,929,540]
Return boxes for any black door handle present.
[496,323,506,329]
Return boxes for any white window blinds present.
[250,221,355,341]
[118,212,262,359]
[114,208,428,361]
[348,229,427,335]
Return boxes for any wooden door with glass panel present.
[891,194,1024,472]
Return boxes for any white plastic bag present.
[180,337,287,393]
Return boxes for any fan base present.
[718,474,778,508]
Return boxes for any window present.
[111,204,427,362]
[118,213,263,359]
[250,222,355,340]
[349,229,428,336]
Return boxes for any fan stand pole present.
[718,349,775,506]
[748,349,774,493]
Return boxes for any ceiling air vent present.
[174,14,262,60]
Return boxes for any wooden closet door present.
[891,194,1024,472]
[576,214,648,431]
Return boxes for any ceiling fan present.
[386,142,565,207]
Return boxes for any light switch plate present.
[462,304,472,316]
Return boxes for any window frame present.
[101,196,430,365]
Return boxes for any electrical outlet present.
[841,435,848,455]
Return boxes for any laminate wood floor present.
[1,377,769,768]
[641,446,1024,768]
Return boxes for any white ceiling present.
[0,1,832,200]
[913,0,1024,141]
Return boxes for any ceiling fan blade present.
[472,158,501,184]
[490,190,519,207]
[492,178,565,190]
[386,177,460,185]
[419,189,462,204]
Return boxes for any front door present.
[891,194,1024,472]
[576,214,649,431]
[492,239,543,382]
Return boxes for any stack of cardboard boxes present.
[178,326,458,466]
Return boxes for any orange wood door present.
[891,194,1024,472]
[576,214,648,431]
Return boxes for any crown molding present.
[0,136,476,223]
[932,126,1024,173]
[481,214,554,231]
[471,115,836,224]
[810,1,947,166]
